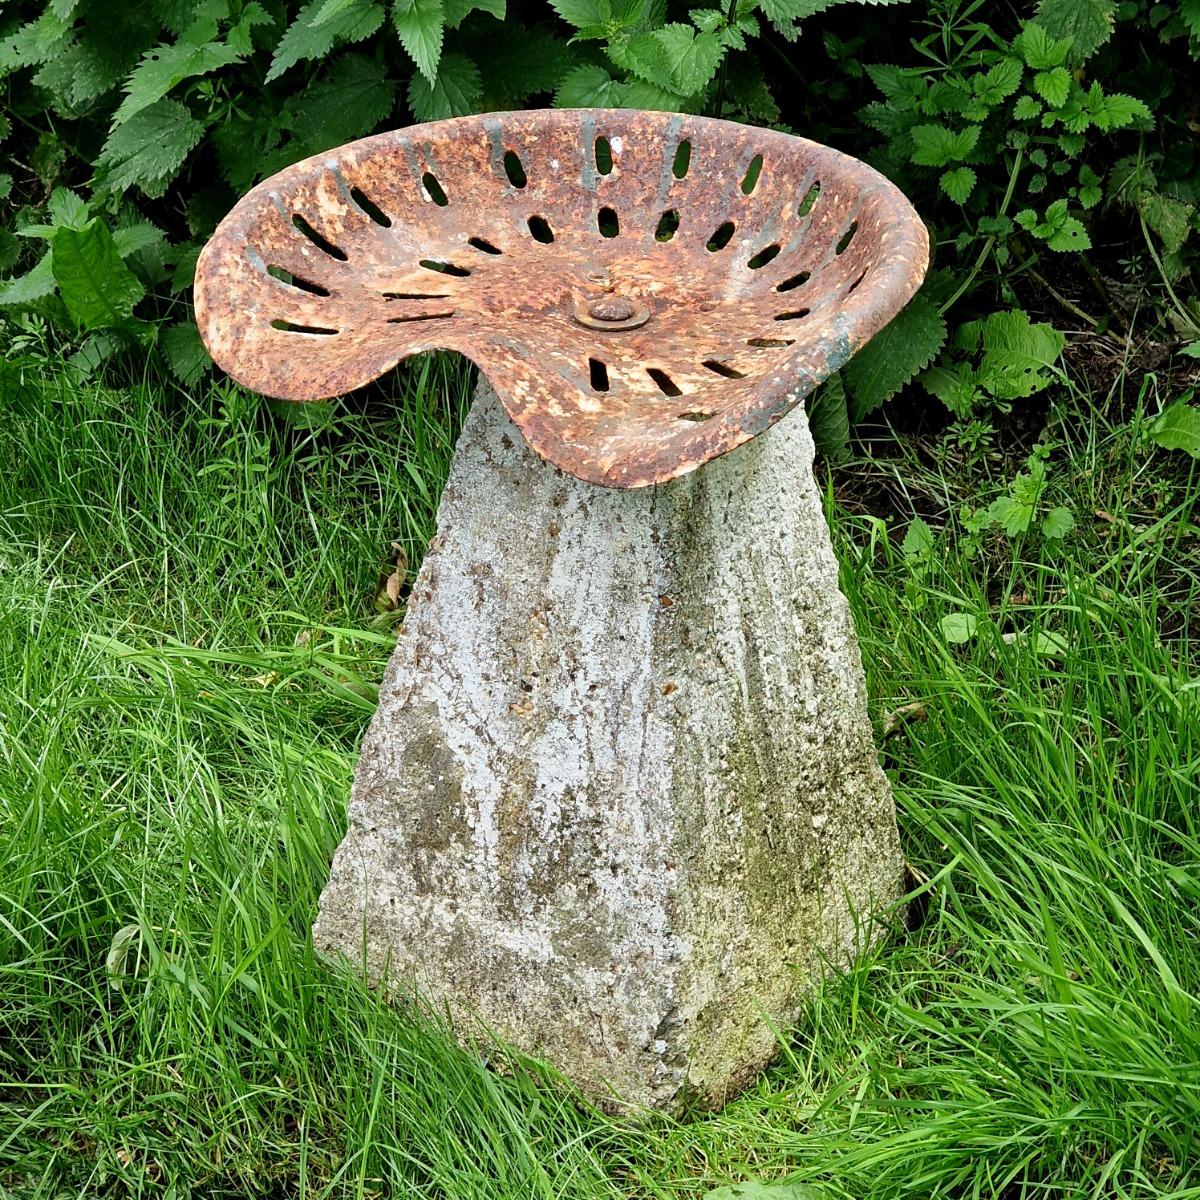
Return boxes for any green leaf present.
[17,224,59,242]
[0,231,17,275]
[978,214,1014,238]
[266,396,339,431]
[901,516,934,562]
[49,187,89,230]
[976,309,1065,399]
[548,0,606,28]
[1042,505,1075,539]
[162,321,212,385]
[1181,0,1200,38]
[0,252,56,306]
[1013,94,1042,119]
[865,62,915,101]
[1041,198,1088,244]
[988,492,1036,537]
[930,79,970,116]
[226,3,276,55]
[1180,343,1200,359]
[180,1,231,44]
[1138,190,1194,255]
[1046,87,1090,132]
[1033,66,1071,107]
[758,0,906,37]
[267,0,385,81]
[650,24,724,96]
[1017,21,1072,69]
[940,166,976,204]
[554,63,625,107]
[34,37,132,111]
[807,374,851,461]
[1149,402,1200,457]
[860,100,906,135]
[212,100,287,192]
[112,39,242,125]
[1087,89,1150,131]
[721,71,779,122]
[97,99,205,198]
[691,7,725,33]
[392,0,444,82]
[621,77,697,111]
[1045,214,1090,250]
[974,57,1023,105]
[409,51,482,119]
[1018,198,1092,251]
[312,0,369,23]
[610,31,675,88]
[1036,0,1116,62]
[1058,132,1086,156]
[844,292,947,420]
[910,123,980,167]
[0,9,72,74]
[112,221,167,259]
[921,362,979,416]
[68,330,126,382]
[171,244,202,293]
[442,0,504,25]
[1077,164,1102,208]
[939,612,979,644]
[612,23,724,97]
[642,0,670,27]
[280,54,397,160]
[1031,629,1069,658]
[477,23,576,106]
[51,218,145,330]
[1004,627,1069,657]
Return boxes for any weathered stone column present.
[313,378,903,1113]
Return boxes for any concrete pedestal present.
[313,379,903,1113]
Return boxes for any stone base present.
[313,379,903,1113]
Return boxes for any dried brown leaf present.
[882,701,928,739]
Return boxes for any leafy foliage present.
[1037,0,1116,62]
[97,99,207,197]
[409,50,482,118]
[1150,399,1200,457]
[51,219,146,332]
[392,0,445,83]
[268,0,386,81]
[843,293,946,420]
[919,310,1066,418]
[113,37,243,125]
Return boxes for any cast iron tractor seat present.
[195,109,928,488]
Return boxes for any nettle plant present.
[817,0,1183,449]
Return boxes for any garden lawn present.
[1,358,1198,1199]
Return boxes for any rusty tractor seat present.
[195,109,928,488]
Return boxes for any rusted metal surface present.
[195,109,928,488]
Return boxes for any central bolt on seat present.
[196,109,927,1113]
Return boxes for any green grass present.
[1,357,1198,1199]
